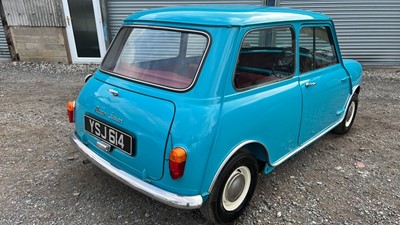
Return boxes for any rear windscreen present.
[101,27,209,90]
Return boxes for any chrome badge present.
[94,106,123,124]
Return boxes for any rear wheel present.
[200,150,258,224]
[333,93,358,134]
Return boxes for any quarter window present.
[234,26,295,90]
[299,26,338,73]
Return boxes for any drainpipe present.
[100,0,111,48]
[0,1,18,61]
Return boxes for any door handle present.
[341,77,350,82]
[305,82,317,88]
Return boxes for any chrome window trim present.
[100,25,211,92]
[298,24,340,74]
[233,25,297,92]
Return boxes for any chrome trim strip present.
[208,86,360,191]
[70,133,203,209]
[352,85,360,94]
[208,140,267,192]
[99,25,211,92]
[84,74,92,83]
[270,88,358,167]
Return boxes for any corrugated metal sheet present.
[2,0,65,27]
[278,0,400,66]
[118,28,208,62]
[107,0,264,39]
[0,17,10,61]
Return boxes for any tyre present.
[200,149,258,224]
[333,93,358,134]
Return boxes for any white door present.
[62,0,106,64]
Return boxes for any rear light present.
[67,101,75,123]
[169,147,187,179]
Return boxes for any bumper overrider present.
[70,132,203,209]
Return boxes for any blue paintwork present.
[74,75,177,180]
[343,59,363,90]
[72,6,363,203]
[298,64,351,144]
[124,5,329,27]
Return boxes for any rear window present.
[101,27,209,90]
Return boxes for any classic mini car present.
[68,5,362,224]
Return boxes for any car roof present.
[124,5,330,27]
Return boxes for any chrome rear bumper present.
[70,132,203,209]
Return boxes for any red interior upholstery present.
[113,63,192,89]
[235,52,281,89]
[235,72,279,89]
[238,52,279,69]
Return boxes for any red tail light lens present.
[169,147,187,179]
[67,101,75,123]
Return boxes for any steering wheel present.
[273,50,295,76]
[299,47,314,73]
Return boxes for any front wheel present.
[200,150,258,224]
[333,93,359,134]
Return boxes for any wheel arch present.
[243,142,271,173]
[207,140,271,193]
[354,85,361,95]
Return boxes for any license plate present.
[84,115,134,155]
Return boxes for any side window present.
[234,26,295,90]
[299,26,338,73]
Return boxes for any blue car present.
[68,5,362,224]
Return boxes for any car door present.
[298,24,351,144]
[215,25,303,165]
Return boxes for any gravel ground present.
[0,62,399,225]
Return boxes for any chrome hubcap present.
[225,173,245,202]
[222,166,251,211]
